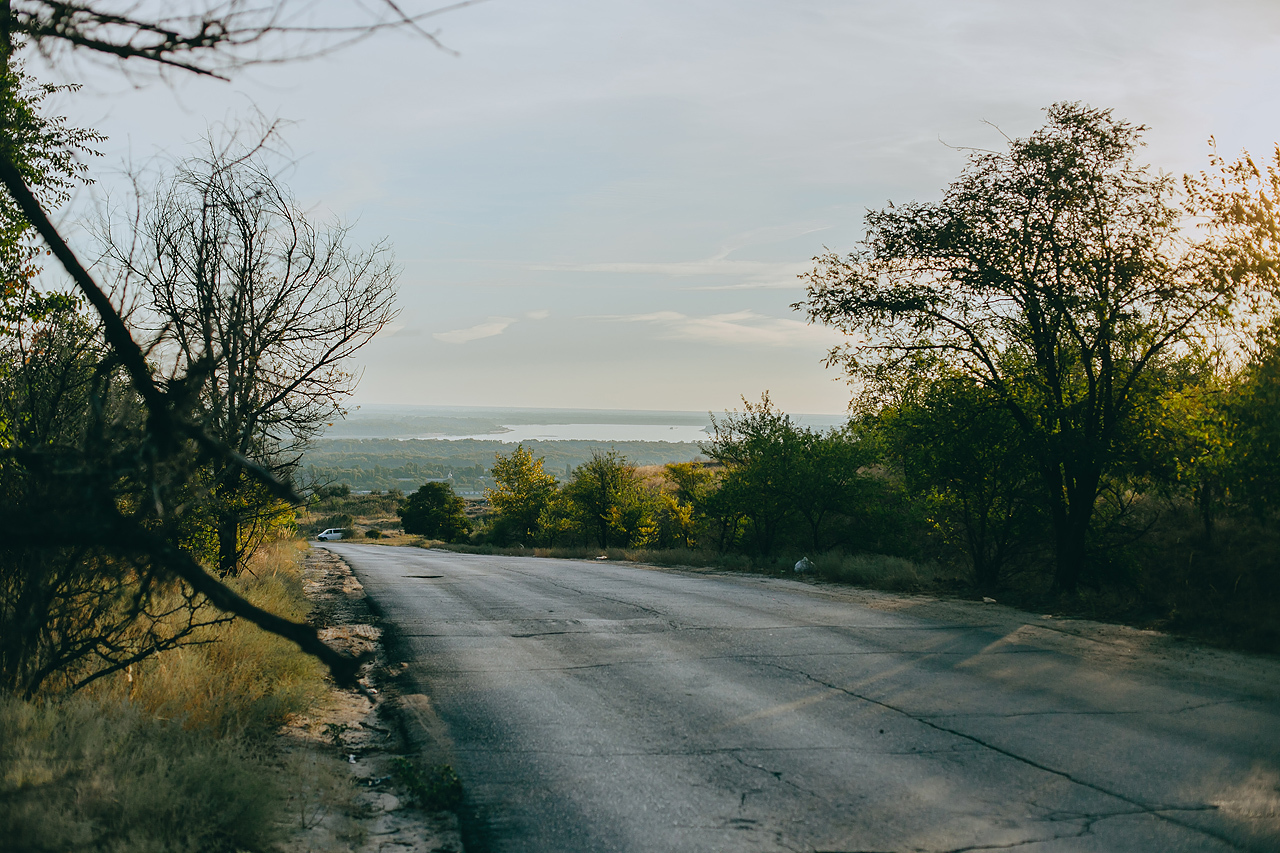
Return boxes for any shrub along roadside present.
[109,539,327,739]
[1,539,339,852]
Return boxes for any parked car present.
[316,528,345,541]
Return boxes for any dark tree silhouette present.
[101,132,398,576]
[0,1,466,686]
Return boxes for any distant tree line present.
[450,408,906,558]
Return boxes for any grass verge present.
[2,539,348,852]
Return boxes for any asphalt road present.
[326,544,1280,853]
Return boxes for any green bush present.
[398,482,471,542]
[391,756,463,811]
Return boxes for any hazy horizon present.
[324,402,850,441]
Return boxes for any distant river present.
[442,423,712,443]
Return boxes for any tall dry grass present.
[98,539,327,738]
[3,538,340,852]
[0,694,283,852]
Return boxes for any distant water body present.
[322,405,847,442]
[443,423,712,443]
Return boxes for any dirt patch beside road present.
[275,546,464,853]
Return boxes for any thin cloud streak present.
[527,258,803,278]
[433,317,517,344]
[585,309,843,348]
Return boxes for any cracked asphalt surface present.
[326,545,1280,853]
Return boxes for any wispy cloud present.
[585,309,844,348]
[527,258,799,277]
[525,223,830,285]
[433,317,517,344]
[526,309,551,320]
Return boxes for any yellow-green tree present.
[486,445,559,545]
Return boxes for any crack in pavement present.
[926,696,1248,720]
[941,801,1233,853]
[728,751,823,801]
[757,659,1244,851]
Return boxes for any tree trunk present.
[1050,522,1085,594]
[1197,481,1216,544]
[1050,476,1099,595]
[217,515,240,578]
[1038,457,1100,596]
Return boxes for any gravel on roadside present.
[275,545,465,853]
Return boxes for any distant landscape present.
[303,405,846,492]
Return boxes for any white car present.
[316,528,345,541]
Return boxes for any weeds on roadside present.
[391,756,463,811]
[86,539,326,740]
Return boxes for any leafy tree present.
[486,445,558,545]
[399,482,471,542]
[702,395,799,556]
[0,62,101,288]
[1184,143,1280,519]
[702,394,876,555]
[802,103,1238,593]
[1228,331,1280,516]
[562,450,654,549]
[662,461,716,549]
[787,425,877,552]
[881,379,1042,590]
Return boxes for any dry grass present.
[809,552,950,592]
[86,539,327,739]
[1,693,285,852]
[2,538,354,852]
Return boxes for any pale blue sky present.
[51,0,1280,413]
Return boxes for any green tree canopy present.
[562,450,653,549]
[880,378,1041,590]
[0,62,101,289]
[802,103,1239,593]
[399,482,471,542]
[703,394,875,555]
[486,444,558,545]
